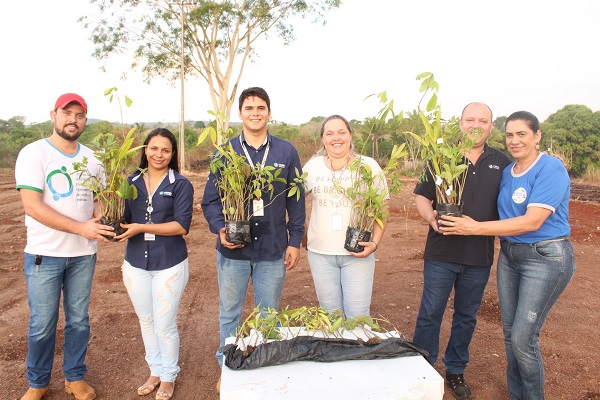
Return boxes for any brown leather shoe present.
[64,380,96,400]
[21,387,48,400]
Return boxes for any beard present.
[55,124,83,141]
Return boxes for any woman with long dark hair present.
[115,128,194,400]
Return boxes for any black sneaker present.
[445,372,472,399]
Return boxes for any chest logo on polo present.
[46,166,73,201]
[512,187,527,204]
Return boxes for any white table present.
[220,329,444,400]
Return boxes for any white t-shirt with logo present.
[15,138,102,256]
[303,155,388,255]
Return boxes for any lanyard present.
[240,135,270,169]
[144,170,168,223]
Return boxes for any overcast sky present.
[1,0,599,126]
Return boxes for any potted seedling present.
[199,112,305,244]
[406,72,477,219]
[341,143,406,252]
[72,88,144,240]
[208,142,293,244]
[334,93,407,252]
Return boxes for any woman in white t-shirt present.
[303,115,388,318]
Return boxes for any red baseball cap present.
[54,93,88,114]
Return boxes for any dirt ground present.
[0,169,599,400]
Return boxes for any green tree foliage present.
[0,128,38,168]
[3,102,598,179]
[489,116,509,154]
[541,104,600,175]
[493,115,507,132]
[268,121,299,141]
[79,121,115,146]
[0,116,26,134]
[356,92,398,161]
[135,122,148,134]
[0,119,51,168]
[391,109,424,172]
[487,127,507,154]
[81,0,340,141]
[184,126,199,148]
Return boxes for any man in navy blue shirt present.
[201,87,305,382]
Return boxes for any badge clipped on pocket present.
[253,198,264,217]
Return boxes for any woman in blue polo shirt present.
[440,111,575,400]
[116,128,194,400]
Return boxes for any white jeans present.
[122,259,189,382]
[307,251,375,318]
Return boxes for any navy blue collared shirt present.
[124,169,194,270]
[201,132,306,262]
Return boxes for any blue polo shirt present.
[201,132,306,262]
[498,153,570,243]
[124,169,194,270]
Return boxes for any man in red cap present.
[15,93,114,400]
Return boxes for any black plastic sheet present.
[223,335,429,370]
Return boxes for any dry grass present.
[581,164,600,182]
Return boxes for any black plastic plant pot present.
[436,203,463,229]
[225,220,252,245]
[100,218,126,242]
[344,226,372,253]
[436,203,463,217]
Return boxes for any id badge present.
[331,213,343,231]
[144,233,156,241]
[253,198,265,217]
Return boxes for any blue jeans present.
[24,253,96,388]
[498,238,575,400]
[412,259,491,374]
[216,251,286,366]
[307,251,375,318]
[122,259,189,382]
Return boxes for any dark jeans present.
[413,259,491,374]
[498,238,575,400]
